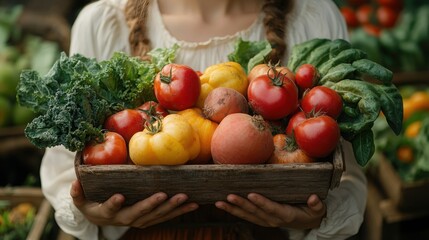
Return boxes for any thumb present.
[307,194,326,214]
[70,179,87,209]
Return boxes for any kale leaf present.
[17,48,177,152]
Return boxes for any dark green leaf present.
[374,84,403,135]
[332,80,381,140]
[227,38,272,73]
[352,129,375,166]
[352,59,393,84]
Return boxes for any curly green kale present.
[17,48,177,152]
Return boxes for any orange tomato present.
[268,134,315,164]
[404,121,421,138]
[396,146,414,164]
[402,91,429,121]
[247,63,295,83]
[409,92,429,110]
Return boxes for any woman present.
[40,0,367,239]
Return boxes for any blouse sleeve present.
[40,1,130,239]
[286,1,367,239]
[69,0,130,59]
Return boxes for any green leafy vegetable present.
[17,47,178,152]
[227,38,272,73]
[287,38,403,166]
[352,129,375,167]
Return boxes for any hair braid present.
[125,0,151,59]
[125,0,293,61]
[262,0,294,64]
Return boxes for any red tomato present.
[154,63,201,111]
[295,64,320,90]
[301,86,343,119]
[104,109,145,143]
[286,111,307,136]
[377,6,400,28]
[135,100,169,123]
[294,115,340,158]
[356,4,373,25]
[83,132,128,165]
[377,0,403,10]
[248,73,299,121]
[340,7,360,28]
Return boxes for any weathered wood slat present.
[377,155,429,212]
[0,187,53,240]
[75,144,344,206]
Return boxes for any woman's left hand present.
[215,193,326,229]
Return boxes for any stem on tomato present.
[137,103,158,123]
[284,135,298,152]
[159,65,173,84]
[268,68,285,87]
[93,129,107,144]
[144,116,162,135]
[267,60,281,69]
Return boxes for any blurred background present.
[0,0,428,239]
[0,1,91,239]
[334,1,429,239]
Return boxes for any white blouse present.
[41,0,367,239]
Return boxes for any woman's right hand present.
[70,180,199,228]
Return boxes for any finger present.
[141,202,199,228]
[70,180,125,225]
[247,193,285,213]
[227,194,260,214]
[115,192,168,223]
[307,194,326,216]
[247,193,293,225]
[123,194,198,228]
[99,194,125,217]
[216,200,266,226]
[130,193,198,227]
[215,195,268,226]
[70,180,86,209]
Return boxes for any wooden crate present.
[360,179,429,240]
[0,126,25,139]
[74,144,344,206]
[0,136,45,187]
[375,156,429,212]
[0,187,52,240]
[392,71,429,86]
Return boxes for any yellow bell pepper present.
[197,62,248,108]
[129,114,200,165]
[177,108,218,164]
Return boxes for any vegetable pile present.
[17,38,402,167]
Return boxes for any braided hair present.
[124,0,151,58]
[124,0,293,63]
